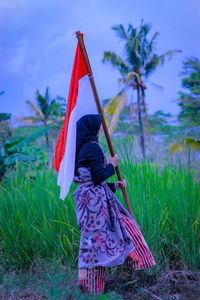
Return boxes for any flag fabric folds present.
[52,34,98,200]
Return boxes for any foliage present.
[113,108,175,136]
[0,127,51,177]
[16,87,66,149]
[0,156,199,271]
[103,20,181,158]
[16,87,65,127]
[104,90,126,135]
[0,162,79,271]
[177,57,200,126]
[169,137,200,153]
[0,259,122,299]
[104,22,181,79]
[148,110,172,127]
[0,113,11,122]
[0,113,12,145]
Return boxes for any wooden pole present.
[75,31,134,218]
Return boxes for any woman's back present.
[74,141,115,186]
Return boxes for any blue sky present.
[0,0,200,122]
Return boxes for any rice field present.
[0,153,199,272]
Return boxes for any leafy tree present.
[103,20,181,159]
[107,107,174,137]
[177,57,200,127]
[0,113,11,122]
[0,113,12,145]
[0,91,12,144]
[16,87,66,149]
[0,127,50,179]
[148,110,171,127]
[169,58,200,154]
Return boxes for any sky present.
[0,0,200,124]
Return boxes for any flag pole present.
[75,31,134,218]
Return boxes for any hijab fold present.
[76,114,102,158]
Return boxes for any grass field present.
[0,153,199,272]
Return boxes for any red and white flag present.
[52,34,98,200]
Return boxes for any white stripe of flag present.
[52,34,98,200]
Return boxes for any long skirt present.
[73,166,156,295]
[77,212,156,295]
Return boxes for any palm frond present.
[148,32,159,53]
[36,91,49,116]
[104,90,126,135]
[125,71,141,84]
[144,49,182,78]
[143,80,164,91]
[112,24,128,40]
[125,37,141,67]
[138,21,152,40]
[118,77,125,85]
[47,100,60,116]
[103,51,130,76]
[45,86,50,101]
[26,100,43,116]
[127,24,137,39]
[104,89,125,116]
[158,50,182,65]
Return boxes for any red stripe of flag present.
[52,34,89,171]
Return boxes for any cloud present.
[1,0,200,118]
[45,29,76,51]
[7,38,29,75]
[0,0,27,9]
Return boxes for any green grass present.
[0,162,80,270]
[0,155,199,271]
[0,258,122,299]
[114,154,200,270]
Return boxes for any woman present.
[73,114,156,295]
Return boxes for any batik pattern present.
[73,141,155,270]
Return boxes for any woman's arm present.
[106,180,127,193]
[86,143,115,186]
[106,182,116,193]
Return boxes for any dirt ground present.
[0,259,200,300]
[105,269,200,299]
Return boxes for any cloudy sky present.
[0,0,200,121]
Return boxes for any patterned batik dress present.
[73,141,156,294]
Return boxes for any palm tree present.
[16,87,65,149]
[103,20,182,159]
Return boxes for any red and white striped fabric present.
[121,213,156,270]
[52,34,98,200]
[78,266,106,295]
[77,213,156,295]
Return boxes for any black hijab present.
[75,114,102,157]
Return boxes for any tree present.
[16,87,66,150]
[0,87,12,144]
[0,127,50,179]
[0,113,12,145]
[103,20,182,159]
[169,57,200,154]
[177,57,200,127]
